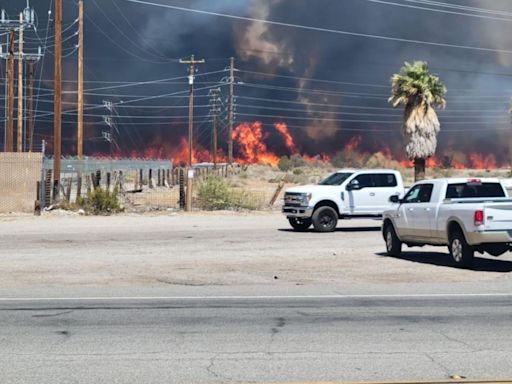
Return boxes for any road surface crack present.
[206,354,234,382]
[435,330,477,351]
[425,352,451,376]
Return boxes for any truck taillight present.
[474,210,484,226]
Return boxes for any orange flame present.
[232,121,280,166]
[274,122,297,153]
[95,121,507,170]
[452,161,466,170]
[469,153,497,169]
[344,135,362,152]
[426,156,441,168]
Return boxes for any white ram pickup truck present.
[282,169,405,232]
[382,178,512,267]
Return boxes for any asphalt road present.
[3,213,512,383]
[2,294,512,384]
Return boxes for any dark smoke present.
[1,0,511,164]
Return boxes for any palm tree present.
[389,61,447,181]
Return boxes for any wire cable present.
[121,0,512,55]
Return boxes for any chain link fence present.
[0,154,274,213]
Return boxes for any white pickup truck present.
[283,169,405,232]
[382,178,512,267]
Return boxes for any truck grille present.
[284,192,305,207]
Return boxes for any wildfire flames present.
[117,121,505,170]
[232,122,280,166]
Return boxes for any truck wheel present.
[384,223,402,257]
[288,217,311,232]
[312,206,338,232]
[449,230,474,268]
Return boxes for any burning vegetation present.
[125,120,505,171]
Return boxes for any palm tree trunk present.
[414,158,426,182]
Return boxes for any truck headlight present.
[299,193,312,205]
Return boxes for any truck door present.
[347,174,377,214]
[373,173,402,213]
[399,183,435,239]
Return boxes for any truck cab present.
[283,169,405,232]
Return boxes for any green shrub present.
[197,176,261,210]
[77,187,123,215]
[289,154,307,168]
[278,156,292,171]
[331,152,346,168]
[278,154,307,171]
[331,150,369,168]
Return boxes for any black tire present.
[312,206,338,232]
[449,229,474,268]
[384,223,402,257]
[288,217,312,232]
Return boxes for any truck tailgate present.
[484,203,512,231]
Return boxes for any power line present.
[235,96,509,114]
[110,0,170,60]
[404,0,512,17]
[91,0,169,61]
[83,8,177,64]
[236,112,510,125]
[239,69,389,88]
[363,0,512,22]
[260,121,512,133]
[238,68,512,93]
[239,82,388,99]
[121,0,512,55]
[235,103,509,118]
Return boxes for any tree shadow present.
[376,251,512,272]
[278,226,381,233]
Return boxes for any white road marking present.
[0,293,511,301]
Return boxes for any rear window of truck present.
[445,183,506,199]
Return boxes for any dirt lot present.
[1,212,512,292]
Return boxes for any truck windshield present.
[446,183,506,199]
[319,172,353,186]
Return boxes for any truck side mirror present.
[389,195,400,204]
[347,180,361,191]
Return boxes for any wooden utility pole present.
[53,0,62,200]
[17,13,23,152]
[209,88,221,168]
[186,169,193,212]
[212,107,218,168]
[179,55,205,167]
[227,57,235,165]
[27,61,34,152]
[77,0,84,158]
[6,31,14,152]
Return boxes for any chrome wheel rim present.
[386,230,393,251]
[452,239,463,262]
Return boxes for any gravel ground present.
[1,212,512,292]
